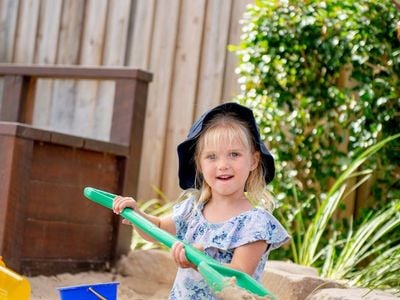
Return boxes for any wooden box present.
[0,65,152,275]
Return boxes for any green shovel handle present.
[83,187,215,267]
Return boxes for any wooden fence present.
[0,0,252,201]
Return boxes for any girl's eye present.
[230,152,240,158]
[206,154,216,160]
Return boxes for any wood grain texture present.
[162,0,207,198]
[73,0,108,138]
[95,0,132,141]
[0,135,33,271]
[13,0,40,63]
[0,129,124,274]
[0,0,19,61]
[136,0,180,201]
[126,0,155,69]
[33,0,63,127]
[221,0,252,102]
[195,0,232,118]
[49,0,85,133]
[0,0,252,206]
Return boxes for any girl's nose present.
[217,158,229,170]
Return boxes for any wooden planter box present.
[0,122,127,275]
[0,65,152,275]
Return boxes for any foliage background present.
[233,0,399,235]
[231,0,400,291]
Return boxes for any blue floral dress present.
[169,192,290,299]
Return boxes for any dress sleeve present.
[172,190,197,240]
[230,209,290,251]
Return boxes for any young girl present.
[113,102,289,299]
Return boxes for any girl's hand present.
[171,242,202,270]
[112,196,137,225]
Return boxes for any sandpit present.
[28,250,398,299]
[28,249,271,300]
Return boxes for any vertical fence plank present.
[49,0,85,134]
[32,0,63,128]
[33,0,63,65]
[136,0,180,201]
[221,0,252,102]
[94,0,132,141]
[13,0,40,63]
[126,0,155,69]
[0,0,20,106]
[161,0,207,199]
[195,0,232,118]
[55,0,85,65]
[73,0,108,138]
[0,0,19,62]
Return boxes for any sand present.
[28,249,271,300]
[29,271,170,300]
[216,286,273,300]
[29,273,271,300]
[29,250,173,300]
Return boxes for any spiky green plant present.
[282,134,400,266]
[350,243,400,293]
[320,200,400,294]
[275,133,400,292]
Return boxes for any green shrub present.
[232,0,400,210]
[231,0,400,291]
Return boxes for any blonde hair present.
[193,113,274,211]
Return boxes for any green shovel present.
[83,187,275,298]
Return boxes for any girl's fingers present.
[179,248,189,266]
[171,242,194,268]
[171,242,183,265]
[171,242,180,260]
[112,196,123,213]
[177,244,184,264]
[112,196,136,214]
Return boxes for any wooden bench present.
[0,64,152,275]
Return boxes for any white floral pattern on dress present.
[169,192,290,299]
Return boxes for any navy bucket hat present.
[177,102,275,190]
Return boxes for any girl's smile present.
[216,175,233,180]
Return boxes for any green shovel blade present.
[83,187,275,298]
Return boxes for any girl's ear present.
[251,151,260,171]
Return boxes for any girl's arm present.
[228,240,268,275]
[112,196,176,242]
[132,210,176,242]
[172,240,268,276]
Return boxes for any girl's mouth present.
[217,175,233,181]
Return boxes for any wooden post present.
[0,75,35,123]
[0,135,33,271]
[110,78,150,258]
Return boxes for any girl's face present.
[198,131,259,200]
